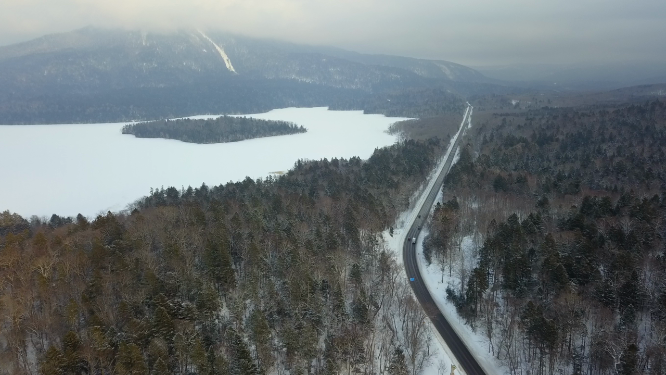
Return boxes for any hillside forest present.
[0,137,450,375]
[425,99,666,374]
[3,89,666,375]
[122,117,306,144]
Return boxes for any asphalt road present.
[402,105,488,375]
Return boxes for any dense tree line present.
[0,79,471,125]
[0,210,30,237]
[122,117,306,144]
[330,88,466,118]
[0,138,448,375]
[425,99,666,374]
[0,77,364,125]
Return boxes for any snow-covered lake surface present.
[0,107,407,218]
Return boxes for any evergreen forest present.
[3,95,666,375]
[0,138,448,375]
[425,99,666,374]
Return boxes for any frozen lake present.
[0,108,407,218]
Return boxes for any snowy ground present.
[381,106,471,375]
[381,147,459,375]
[415,229,510,375]
[383,104,508,375]
[383,104,470,265]
[382,132,457,266]
[410,103,509,375]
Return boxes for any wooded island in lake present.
[122,116,306,144]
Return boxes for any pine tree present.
[62,331,88,374]
[115,342,148,375]
[332,283,347,320]
[349,263,363,289]
[191,338,210,375]
[41,346,65,375]
[153,306,175,341]
[153,358,168,375]
[618,270,644,312]
[249,308,273,370]
[388,347,409,375]
[204,235,236,292]
[147,338,168,374]
[619,343,638,375]
[228,329,259,375]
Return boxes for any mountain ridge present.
[0,27,494,124]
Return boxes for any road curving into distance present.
[402,104,488,375]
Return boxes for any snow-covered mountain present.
[0,27,493,123]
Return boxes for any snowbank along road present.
[402,104,488,375]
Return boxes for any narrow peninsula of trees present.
[122,116,307,144]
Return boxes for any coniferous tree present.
[204,235,236,292]
[115,342,148,375]
[620,343,639,375]
[228,329,259,375]
[388,347,409,375]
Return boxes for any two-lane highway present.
[402,105,487,375]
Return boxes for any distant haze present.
[2,0,665,66]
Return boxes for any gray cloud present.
[2,0,665,66]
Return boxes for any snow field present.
[0,107,408,217]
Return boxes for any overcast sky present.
[2,0,665,66]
